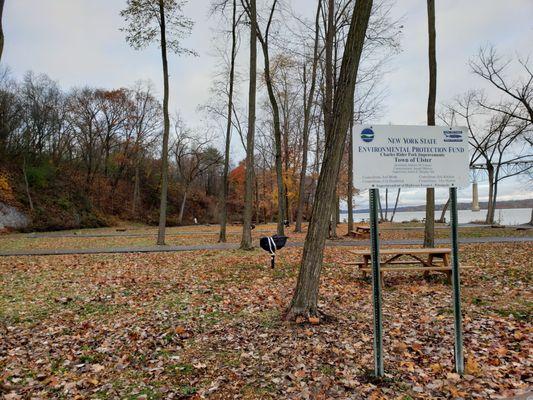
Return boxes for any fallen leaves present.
[0,242,531,398]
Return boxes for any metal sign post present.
[449,186,464,374]
[369,188,384,377]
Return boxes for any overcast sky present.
[2,0,532,207]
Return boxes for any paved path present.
[0,236,531,257]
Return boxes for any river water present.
[340,208,532,225]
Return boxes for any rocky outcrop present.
[0,202,30,230]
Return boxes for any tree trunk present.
[485,166,495,224]
[157,0,171,246]
[378,193,384,222]
[390,188,401,222]
[336,195,340,224]
[286,0,373,319]
[437,196,450,223]
[133,161,140,216]
[347,119,354,233]
[423,0,437,248]
[255,170,260,224]
[329,194,338,239]
[384,188,389,221]
[283,89,290,225]
[255,8,285,236]
[219,0,237,243]
[0,0,4,63]
[178,189,187,225]
[22,157,34,212]
[529,208,533,225]
[491,180,499,224]
[240,0,257,250]
[323,0,334,141]
[295,3,321,233]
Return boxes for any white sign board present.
[353,124,469,189]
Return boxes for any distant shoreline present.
[342,199,532,214]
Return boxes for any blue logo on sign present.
[444,129,463,142]
[361,128,374,142]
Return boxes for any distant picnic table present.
[346,247,474,286]
[347,225,373,238]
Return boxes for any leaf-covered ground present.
[0,223,531,252]
[0,242,531,399]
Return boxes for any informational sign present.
[356,124,468,377]
[353,125,469,189]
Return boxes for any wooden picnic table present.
[346,225,373,238]
[346,247,474,285]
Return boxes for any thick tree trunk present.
[491,180,499,224]
[347,120,354,233]
[295,2,321,233]
[219,0,237,243]
[423,0,437,248]
[157,0,170,245]
[240,0,257,250]
[0,0,4,63]
[286,0,373,319]
[529,208,533,225]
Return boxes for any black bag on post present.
[259,235,288,268]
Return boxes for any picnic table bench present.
[345,247,474,285]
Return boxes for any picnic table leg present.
[424,254,433,280]
[443,253,451,284]
[362,255,370,279]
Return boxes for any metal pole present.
[449,186,464,374]
[369,188,384,377]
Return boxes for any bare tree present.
[446,91,532,224]
[423,0,436,247]
[287,0,373,320]
[471,46,533,224]
[95,89,129,177]
[295,3,321,233]
[217,0,239,242]
[127,82,162,215]
[172,121,222,224]
[243,0,286,236]
[471,46,533,125]
[121,0,194,245]
[67,88,104,187]
[240,0,257,249]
